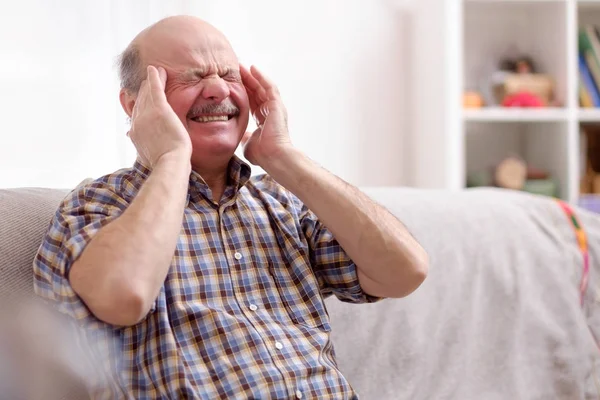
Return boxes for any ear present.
[119,89,136,118]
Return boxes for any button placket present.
[219,202,294,394]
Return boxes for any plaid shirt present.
[33,156,380,399]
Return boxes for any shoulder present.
[244,173,305,212]
[36,167,142,265]
[59,166,143,214]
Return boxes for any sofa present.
[1,185,600,399]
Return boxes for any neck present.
[192,161,229,202]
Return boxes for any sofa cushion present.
[0,187,69,299]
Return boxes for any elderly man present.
[33,15,428,399]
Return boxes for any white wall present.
[0,1,123,189]
[408,0,463,190]
[0,0,417,189]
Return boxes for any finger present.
[252,102,265,126]
[247,94,260,120]
[242,79,266,125]
[241,67,268,105]
[248,86,268,108]
[260,103,269,119]
[250,65,280,99]
[240,64,261,92]
[245,87,264,124]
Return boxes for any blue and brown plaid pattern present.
[33,156,380,399]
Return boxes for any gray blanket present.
[326,187,600,400]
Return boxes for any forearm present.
[70,152,191,325]
[263,148,428,298]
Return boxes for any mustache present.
[187,102,240,118]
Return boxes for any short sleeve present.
[33,181,129,324]
[297,201,383,304]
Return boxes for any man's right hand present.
[69,65,193,326]
[128,65,192,168]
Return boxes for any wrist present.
[156,150,192,175]
[262,146,319,194]
[260,145,301,175]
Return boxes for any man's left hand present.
[240,66,428,300]
[240,65,293,167]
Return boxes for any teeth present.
[193,115,229,123]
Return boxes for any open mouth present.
[190,114,234,123]
[189,110,239,123]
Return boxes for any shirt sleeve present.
[33,181,129,325]
[297,201,384,304]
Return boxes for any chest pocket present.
[268,258,331,332]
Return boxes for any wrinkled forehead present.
[140,28,239,72]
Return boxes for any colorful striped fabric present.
[556,199,589,308]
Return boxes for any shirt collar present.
[132,158,151,180]
[226,154,252,192]
[132,155,252,203]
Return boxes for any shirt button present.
[234,252,242,260]
[249,304,258,311]
[275,341,283,350]
[296,390,303,399]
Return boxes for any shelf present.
[465,0,566,3]
[463,107,568,122]
[409,0,584,202]
[579,108,600,121]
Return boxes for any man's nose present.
[201,76,230,102]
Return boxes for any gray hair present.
[117,44,144,94]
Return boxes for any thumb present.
[157,66,168,88]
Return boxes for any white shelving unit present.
[413,0,600,203]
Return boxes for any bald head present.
[117,16,235,93]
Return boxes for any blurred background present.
[0,0,442,189]
[3,0,600,211]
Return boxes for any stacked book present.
[579,25,600,108]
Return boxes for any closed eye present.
[223,71,241,82]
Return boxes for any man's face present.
[142,28,250,168]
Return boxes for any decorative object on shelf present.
[526,166,549,180]
[499,56,537,74]
[523,179,557,198]
[467,155,557,198]
[495,73,554,107]
[514,57,535,75]
[463,91,484,109]
[490,54,556,108]
[495,155,527,190]
[501,91,545,108]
